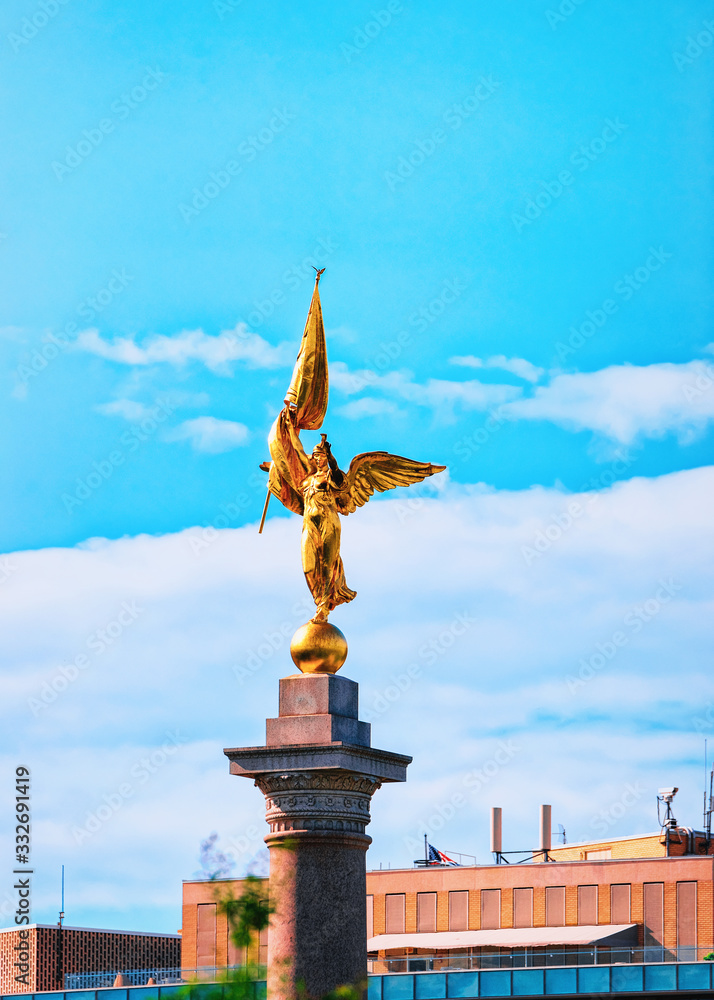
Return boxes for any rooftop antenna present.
[56,865,65,990]
[704,741,713,852]
[556,823,567,844]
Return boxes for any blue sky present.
[1,0,713,934]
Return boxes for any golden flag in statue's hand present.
[284,268,328,430]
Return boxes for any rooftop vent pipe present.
[539,804,552,858]
[490,807,502,856]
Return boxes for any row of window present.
[195,904,268,968]
[371,882,697,946]
[192,881,699,962]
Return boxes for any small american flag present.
[427,843,460,866]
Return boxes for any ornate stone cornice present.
[255,771,381,795]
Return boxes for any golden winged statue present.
[260,269,445,626]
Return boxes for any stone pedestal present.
[225,672,410,1000]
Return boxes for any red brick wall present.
[405,892,416,934]
[373,889,385,936]
[698,866,714,946]
[0,927,37,993]
[565,885,578,926]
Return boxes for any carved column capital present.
[255,770,382,837]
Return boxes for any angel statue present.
[259,269,445,632]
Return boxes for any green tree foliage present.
[220,876,274,952]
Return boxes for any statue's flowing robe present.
[300,477,356,618]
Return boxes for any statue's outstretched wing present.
[335,452,446,516]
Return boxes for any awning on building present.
[368,923,638,952]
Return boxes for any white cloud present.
[336,398,401,420]
[75,326,296,374]
[1,466,712,928]
[167,416,250,453]
[0,326,26,342]
[96,399,158,421]
[450,354,545,383]
[330,362,521,418]
[414,377,521,414]
[333,356,714,444]
[325,324,358,344]
[329,361,406,397]
[504,360,714,443]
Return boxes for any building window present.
[449,891,468,931]
[481,889,501,930]
[385,893,405,934]
[585,849,611,860]
[227,924,246,968]
[513,888,533,928]
[643,883,664,958]
[417,893,436,933]
[546,886,565,927]
[611,884,631,924]
[578,885,598,925]
[259,926,268,966]
[676,882,697,961]
[196,903,217,968]
[367,895,374,940]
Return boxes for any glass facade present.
[6,961,714,1000]
[367,961,713,999]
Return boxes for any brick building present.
[182,880,268,971]
[182,830,714,973]
[0,924,181,995]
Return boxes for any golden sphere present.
[290,621,348,674]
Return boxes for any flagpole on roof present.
[424,834,428,865]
